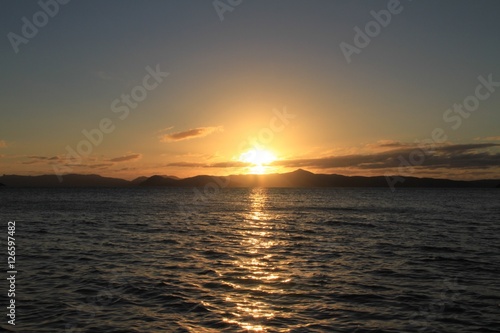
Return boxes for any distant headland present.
[0,169,498,188]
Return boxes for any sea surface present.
[1,187,499,333]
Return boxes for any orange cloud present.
[0,140,7,148]
[22,156,61,164]
[109,153,142,162]
[87,163,114,169]
[160,126,223,142]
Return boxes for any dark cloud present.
[165,143,500,173]
[28,156,49,160]
[109,154,142,162]
[434,143,500,153]
[475,136,500,141]
[374,140,411,148]
[27,156,60,161]
[87,163,114,169]
[273,143,500,170]
[160,126,223,142]
[166,162,204,168]
[166,161,249,168]
[22,155,61,164]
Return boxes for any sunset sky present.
[1,0,499,180]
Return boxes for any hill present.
[138,169,500,188]
[0,174,131,187]
[1,170,498,188]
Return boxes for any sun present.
[239,148,277,174]
[239,149,276,165]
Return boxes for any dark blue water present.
[1,188,499,332]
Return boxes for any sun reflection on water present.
[221,188,291,332]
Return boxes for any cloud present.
[160,126,223,142]
[435,143,499,153]
[166,161,249,168]
[475,136,500,141]
[164,143,500,174]
[22,156,61,164]
[109,153,142,162]
[272,143,500,170]
[363,140,419,153]
[0,140,7,148]
[27,156,60,161]
[28,156,49,160]
[165,162,205,168]
[18,154,141,170]
[87,163,114,169]
[376,140,402,147]
[373,140,409,148]
[118,167,136,171]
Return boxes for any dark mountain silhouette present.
[130,176,148,185]
[140,175,181,187]
[138,169,500,188]
[0,174,131,187]
[0,170,498,188]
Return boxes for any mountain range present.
[0,169,499,188]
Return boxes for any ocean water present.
[0,187,499,333]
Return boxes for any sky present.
[1,0,499,180]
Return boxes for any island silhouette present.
[0,169,498,188]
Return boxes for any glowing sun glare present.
[239,149,277,174]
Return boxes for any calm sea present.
[0,188,499,333]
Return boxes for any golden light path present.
[221,188,292,332]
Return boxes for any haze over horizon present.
[1,0,500,181]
